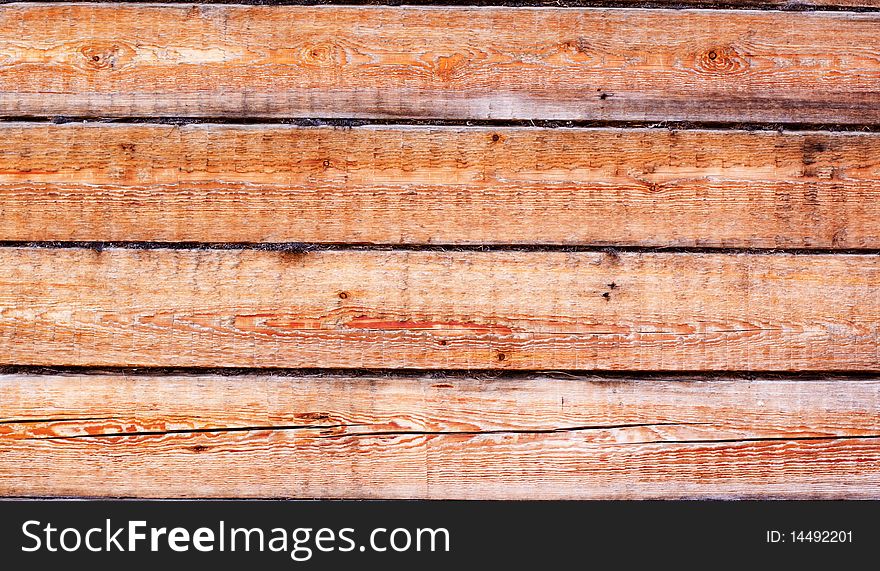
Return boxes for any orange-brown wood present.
[2,123,880,247]
[2,373,878,498]
[1,247,879,370]
[3,5,880,122]
[1,1,879,503]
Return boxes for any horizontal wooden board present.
[1,248,879,370]
[3,123,880,247]
[2,5,880,122]
[30,0,880,8]
[2,373,878,498]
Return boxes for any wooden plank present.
[2,373,878,498]
[2,5,880,122]
[45,0,880,8]
[3,123,880,247]
[1,247,879,370]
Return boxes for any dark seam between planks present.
[1,1,880,14]
[2,366,880,381]
[0,493,859,500]
[10,117,880,132]
[2,243,880,255]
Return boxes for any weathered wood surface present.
[3,5,880,122]
[24,0,879,7]
[1,373,878,498]
[3,123,880,247]
[2,247,879,370]
[2,1,879,502]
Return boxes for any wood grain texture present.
[3,5,880,122]
[39,0,880,8]
[3,123,880,247]
[2,373,878,498]
[2,247,879,370]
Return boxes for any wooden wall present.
[1,2,879,499]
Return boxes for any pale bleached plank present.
[1,248,879,370]
[2,5,880,122]
[2,123,880,247]
[1,373,878,498]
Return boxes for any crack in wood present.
[626,434,880,445]
[28,423,363,440]
[27,421,705,441]
[315,422,707,439]
[28,424,879,446]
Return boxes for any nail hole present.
[92,55,100,61]
[708,51,717,60]
[491,133,500,142]
[338,291,349,300]
[496,352,506,361]
[322,160,331,168]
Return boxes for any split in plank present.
[1,248,879,370]
[2,373,878,498]
[2,123,880,247]
[3,5,880,122]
